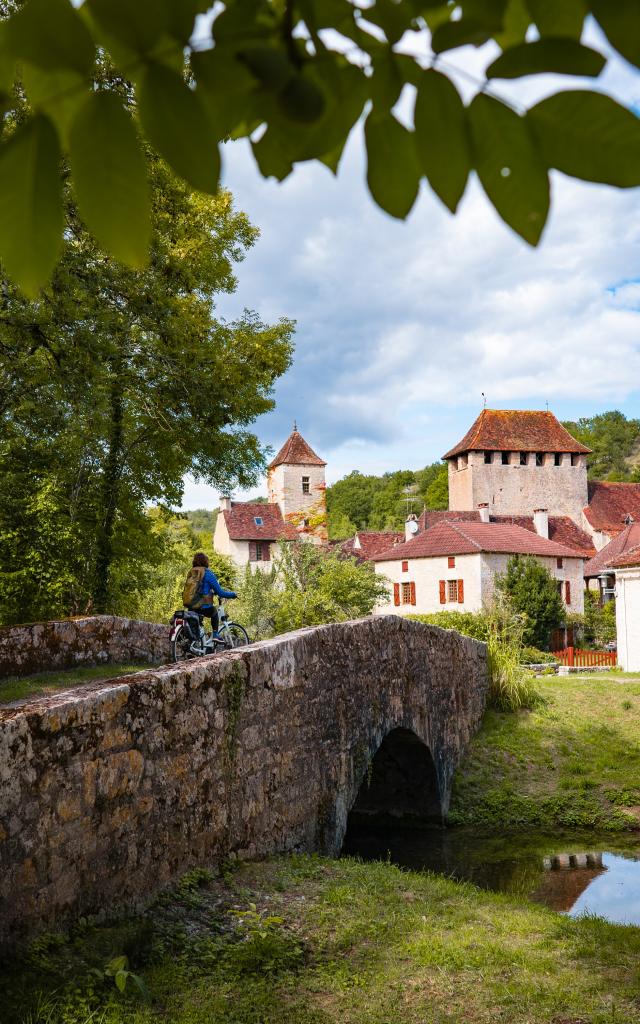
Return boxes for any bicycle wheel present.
[171,624,195,663]
[222,622,250,649]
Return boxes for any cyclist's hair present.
[192,552,209,568]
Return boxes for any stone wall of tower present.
[268,463,328,544]
[447,451,589,521]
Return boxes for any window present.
[302,475,310,494]
[484,451,492,464]
[571,454,580,467]
[395,582,416,606]
[520,452,528,466]
[250,541,270,562]
[554,453,562,466]
[254,516,263,526]
[557,557,563,569]
[402,560,409,572]
[535,452,544,467]
[448,580,458,602]
[448,556,456,569]
[501,451,509,465]
[565,580,571,605]
[440,578,464,604]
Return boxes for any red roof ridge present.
[372,518,584,561]
[609,543,640,569]
[443,408,591,460]
[267,428,326,470]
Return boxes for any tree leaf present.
[369,49,404,112]
[525,0,585,38]
[494,0,531,49]
[138,64,220,194]
[414,69,471,213]
[468,93,549,246]
[251,127,294,181]
[5,0,94,74]
[365,110,420,219]
[21,64,87,146]
[84,0,168,57]
[487,38,605,78]
[431,18,493,52]
[278,74,326,124]
[238,47,295,93]
[0,114,63,296]
[69,91,150,267]
[528,90,640,187]
[591,0,640,70]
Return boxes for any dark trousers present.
[199,606,219,633]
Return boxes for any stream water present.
[342,824,640,926]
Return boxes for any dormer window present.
[254,516,263,526]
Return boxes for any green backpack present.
[182,567,206,609]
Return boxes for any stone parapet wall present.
[0,616,170,680]
[0,616,487,951]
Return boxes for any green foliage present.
[562,410,640,479]
[326,462,448,536]
[225,903,304,977]
[234,542,389,639]
[582,590,617,648]
[0,144,292,622]
[0,2,638,290]
[519,645,559,665]
[496,555,566,649]
[407,610,490,642]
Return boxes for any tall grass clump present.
[485,601,541,712]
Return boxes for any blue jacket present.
[201,568,237,608]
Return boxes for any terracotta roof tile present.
[267,429,326,470]
[608,544,640,570]
[416,509,595,557]
[221,502,298,541]
[584,481,640,535]
[341,531,403,562]
[372,520,584,562]
[584,521,640,576]
[443,409,591,459]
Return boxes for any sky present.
[181,21,640,509]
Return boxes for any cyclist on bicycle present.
[190,552,237,639]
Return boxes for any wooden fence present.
[552,647,617,668]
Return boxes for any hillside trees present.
[0,2,639,296]
[326,462,448,535]
[0,154,294,623]
[562,411,640,480]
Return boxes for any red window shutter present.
[410,581,416,606]
[458,579,464,604]
[402,560,408,573]
[448,556,455,569]
[249,541,257,562]
[439,580,446,605]
[263,543,270,562]
[393,583,400,607]
[565,580,571,605]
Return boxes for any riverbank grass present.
[450,676,640,830]
[0,663,146,705]
[5,855,640,1024]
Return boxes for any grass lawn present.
[0,663,148,705]
[4,855,640,1024]
[449,676,640,830]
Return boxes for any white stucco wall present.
[448,450,588,521]
[374,551,584,616]
[615,567,640,671]
[374,554,483,616]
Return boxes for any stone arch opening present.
[346,728,442,834]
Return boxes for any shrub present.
[406,610,490,642]
[519,646,559,665]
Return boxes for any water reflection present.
[341,823,640,925]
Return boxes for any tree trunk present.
[93,362,125,613]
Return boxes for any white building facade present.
[613,551,640,672]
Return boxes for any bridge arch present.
[347,727,443,834]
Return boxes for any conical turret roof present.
[267,427,326,469]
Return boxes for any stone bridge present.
[0,615,488,950]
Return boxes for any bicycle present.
[169,599,250,663]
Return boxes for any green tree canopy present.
[0,153,293,623]
[326,461,448,534]
[562,411,640,480]
[0,1,639,294]
[496,555,566,649]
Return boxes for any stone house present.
[372,520,584,617]
[611,547,640,671]
[214,426,327,568]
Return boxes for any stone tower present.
[443,409,590,522]
[267,425,328,544]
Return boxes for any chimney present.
[405,514,420,542]
[477,503,490,524]
[533,508,549,539]
[219,496,232,512]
